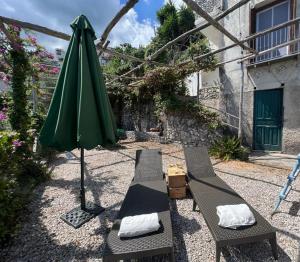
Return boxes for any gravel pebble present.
[0,141,299,262]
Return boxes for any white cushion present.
[118,213,160,238]
[216,204,256,229]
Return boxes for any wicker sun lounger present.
[103,149,173,261]
[103,180,174,262]
[134,149,164,182]
[184,146,278,262]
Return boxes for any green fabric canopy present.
[39,15,117,151]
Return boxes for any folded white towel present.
[118,213,160,238]
[217,204,256,229]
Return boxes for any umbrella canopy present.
[39,15,117,151]
[39,15,118,227]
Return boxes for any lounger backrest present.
[184,146,215,180]
[134,149,164,182]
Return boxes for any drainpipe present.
[196,70,202,103]
[238,52,245,140]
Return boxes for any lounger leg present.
[192,199,197,211]
[216,243,221,262]
[170,250,175,262]
[269,236,278,260]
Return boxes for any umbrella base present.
[60,201,105,228]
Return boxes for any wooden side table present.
[167,164,186,199]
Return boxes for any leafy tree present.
[157,1,177,25]
[178,6,195,35]
[104,43,145,77]
[103,1,218,130]
[144,2,200,66]
[157,2,178,43]
[156,2,195,43]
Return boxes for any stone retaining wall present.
[123,113,221,146]
[121,102,157,132]
[125,131,161,142]
[164,113,221,146]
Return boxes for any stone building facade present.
[188,0,300,154]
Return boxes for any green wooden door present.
[254,89,283,151]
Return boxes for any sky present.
[0,0,185,53]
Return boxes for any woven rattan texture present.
[103,180,173,260]
[190,178,275,243]
[184,146,276,247]
[134,149,164,182]
[183,146,215,179]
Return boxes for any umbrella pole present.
[60,147,105,229]
[80,147,86,210]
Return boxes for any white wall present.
[185,72,199,96]
[186,0,300,153]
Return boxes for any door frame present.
[253,87,284,151]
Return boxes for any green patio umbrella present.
[39,15,117,228]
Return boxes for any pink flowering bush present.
[0,131,22,242]
[27,35,37,45]
[0,111,7,121]
[0,95,50,245]
[0,25,57,86]
[36,50,54,60]
[0,72,9,84]
[38,63,47,73]
[50,66,60,74]
[0,94,9,130]
[10,24,21,33]
[12,139,23,149]
[0,25,58,144]
[0,131,20,160]
[0,130,49,243]
[0,25,53,239]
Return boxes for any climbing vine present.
[9,48,30,139]
[0,24,55,244]
[0,25,59,141]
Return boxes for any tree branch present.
[96,0,139,49]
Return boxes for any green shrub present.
[0,131,20,174]
[19,158,49,183]
[116,128,126,140]
[0,176,22,243]
[209,136,249,161]
[30,112,46,133]
[36,144,57,163]
[0,131,22,242]
[0,131,49,245]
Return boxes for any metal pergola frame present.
[1,3,298,78]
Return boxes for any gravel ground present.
[1,141,299,262]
